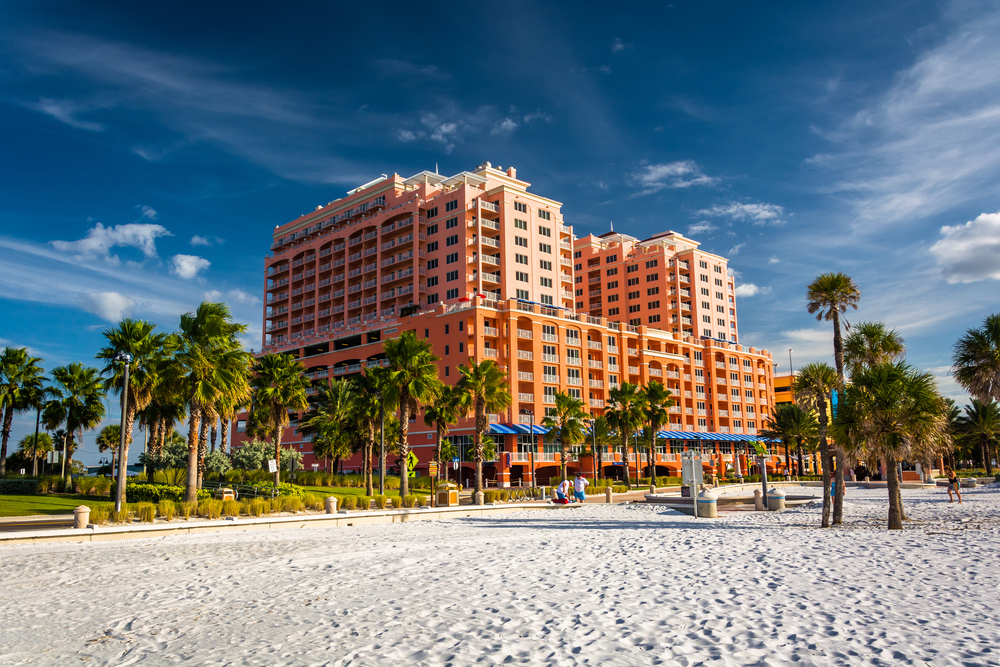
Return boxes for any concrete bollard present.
[324,496,338,514]
[73,505,91,529]
[864,476,870,483]
[767,487,786,511]
[605,486,613,504]
[697,489,718,518]
[753,489,764,511]
[961,478,977,489]
[474,491,485,505]
[649,484,656,495]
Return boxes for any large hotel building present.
[234,163,780,484]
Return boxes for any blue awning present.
[489,424,518,435]
[509,424,534,434]
[531,425,549,435]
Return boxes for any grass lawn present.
[300,486,436,499]
[0,494,110,517]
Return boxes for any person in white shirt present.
[573,473,589,502]
[557,479,571,501]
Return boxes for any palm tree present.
[423,385,460,488]
[582,414,616,480]
[455,360,512,502]
[843,321,906,375]
[806,272,860,524]
[953,313,1000,406]
[173,302,252,502]
[956,400,1000,475]
[0,347,46,476]
[605,382,646,489]
[248,353,310,486]
[640,381,672,482]
[42,363,106,478]
[96,318,167,504]
[299,379,354,473]
[762,403,799,475]
[95,424,121,476]
[794,362,839,527]
[383,331,443,498]
[17,432,53,470]
[26,385,58,477]
[831,361,947,529]
[137,370,187,482]
[542,391,587,482]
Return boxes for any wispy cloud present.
[205,288,260,305]
[51,222,171,264]
[630,161,718,195]
[698,201,786,225]
[735,283,770,297]
[687,221,717,235]
[728,242,746,255]
[27,98,105,131]
[930,210,1000,283]
[491,117,519,135]
[78,291,135,322]
[768,256,781,264]
[611,38,632,53]
[190,235,224,247]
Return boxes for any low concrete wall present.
[0,502,562,546]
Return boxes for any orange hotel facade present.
[232,162,782,485]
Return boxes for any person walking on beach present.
[945,466,962,504]
[573,473,589,503]
[556,478,571,502]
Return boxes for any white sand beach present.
[1,486,998,666]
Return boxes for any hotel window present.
[427,276,438,287]
[731,388,741,397]
[607,294,619,303]
[445,200,458,212]
[626,264,638,274]
[648,314,660,323]
[627,277,639,286]
[446,235,459,247]
[445,345,449,355]
[628,291,639,300]
[446,288,459,299]
[538,225,551,237]
[539,260,552,270]
[695,368,704,377]
[427,259,439,269]
[516,253,528,265]
[606,267,618,277]
[515,236,528,247]
[515,201,527,213]
[574,250,582,258]
[576,289,583,296]
[516,289,529,300]
[629,318,641,326]
[703,328,712,336]
[715,278,724,286]
[716,291,724,299]
[645,260,658,269]
[575,264,583,271]
[514,218,527,230]
[698,418,707,427]
[538,209,551,220]
[577,302,584,309]
[446,271,459,282]
[566,329,580,343]
[607,280,618,289]
[746,389,754,399]
[445,217,458,229]
[426,207,438,218]
[702,301,710,309]
[703,315,711,323]
[539,243,552,254]
[730,372,739,381]
[717,305,725,312]
[427,224,439,235]
[701,288,710,296]
[568,388,581,399]
[699,260,708,269]
[700,274,709,283]
[607,254,618,263]
[628,304,640,313]
[647,287,659,296]
[516,271,529,282]
[646,273,658,282]
[446,253,458,264]
[540,277,553,287]
[714,265,722,273]
[541,294,553,304]
[648,300,660,309]
[718,318,726,326]
[608,307,619,316]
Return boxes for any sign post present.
[681,450,703,518]
[267,459,277,474]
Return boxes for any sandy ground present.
[1,486,998,667]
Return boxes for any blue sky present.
[2,0,999,462]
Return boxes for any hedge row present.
[125,481,210,503]
[0,479,39,495]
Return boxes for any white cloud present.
[611,38,632,53]
[490,117,518,135]
[687,221,717,236]
[190,235,224,247]
[929,210,1000,283]
[522,110,552,123]
[78,291,135,322]
[170,254,210,279]
[29,98,105,131]
[768,256,781,264]
[698,201,786,225]
[396,129,417,143]
[137,205,157,220]
[734,283,770,297]
[630,161,718,195]
[51,222,171,264]
[205,288,260,305]
[728,242,746,255]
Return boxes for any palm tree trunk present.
[621,437,631,489]
[646,438,653,484]
[886,455,903,530]
[210,423,217,454]
[185,403,201,503]
[560,441,568,482]
[983,437,993,475]
[272,424,282,487]
[833,446,846,524]
[0,406,13,476]
[399,389,411,499]
[198,411,209,488]
[220,419,229,455]
[831,310,847,525]
[784,440,791,477]
[796,438,804,477]
[474,401,485,500]
[117,400,137,506]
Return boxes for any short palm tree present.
[794,362,839,527]
[843,321,906,375]
[762,403,800,475]
[300,379,355,473]
[97,318,167,504]
[605,382,646,489]
[583,414,615,480]
[17,432,53,468]
[423,385,460,487]
[807,271,860,523]
[831,361,947,529]
[641,381,672,481]
[383,331,443,498]
[248,353,310,486]
[542,391,587,482]
[0,347,46,475]
[953,313,1000,405]
[42,363,106,478]
[455,360,512,501]
[956,400,1000,475]
[96,424,122,475]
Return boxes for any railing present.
[628,366,639,374]
[608,364,620,372]
[566,357,582,366]
[567,377,582,386]
[649,368,662,377]
[589,399,604,408]
[517,329,532,339]
[518,393,534,402]
[517,371,534,381]
[542,353,559,363]
[587,341,602,350]
[588,360,602,369]
[589,379,604,388]
[483,348,498,358]
[517,350,533,360]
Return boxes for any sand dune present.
[1,485,998,666]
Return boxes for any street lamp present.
[113,352,131,513]
[589,416,598,481]
[378,388,385,496]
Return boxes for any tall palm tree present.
[137,368,187,482]
[27,385,58,477]
[542,391,587,482]
[843,321,906,375]
[423,385,460,487]
[95,424,121,475]
[383,331,443,498]
[0,347,46,475]
[583,414,616,480]
[831,361,947,529]
[806,272,860,524]
[956,400,1000,475]
[605,382,646,489]
[300,379,355,473]
[455,360,512,502]
[794,362,839,527]
[96,319,167,505]
[953,313,1000,406]
[42,363,106,477]
[174,302,252,502]
[762,403,799,475]
[640,381,672,481]
[248,353,310,486]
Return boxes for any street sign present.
[428,462,438,476]
[453,462,459,470]
[267,459,277,473]
[452,457,459,462]
[681,451,703,518]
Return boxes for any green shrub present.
[201,500,222,519]
[157,500,176,521]
[180,501,197,519]
[248,481,303,498]
[90,504,110,525]
[246,498,269,517]
[483,490,499,504]
[371,494,385,509]
[285,496,303,513]
[111,504,130,523]
[0,479,39,495]
[612,485,627,494]
[358,496,372,510]
[302,494,324,511]
[136,502,156,523]
[222,499,241,517]
[341,495,358,511]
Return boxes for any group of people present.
[555,473,589,503]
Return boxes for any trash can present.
[696,489,718,518]
[436,482,459,507]
[754,488,764,511]
[961,478,977,489]
[767,487,786,511]
[324,496,338,514]
[73,505,91,529]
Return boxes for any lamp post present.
[524,409,535,490]
[113,352,131,513]
[378,389,385,496]
[590,417,598,481]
